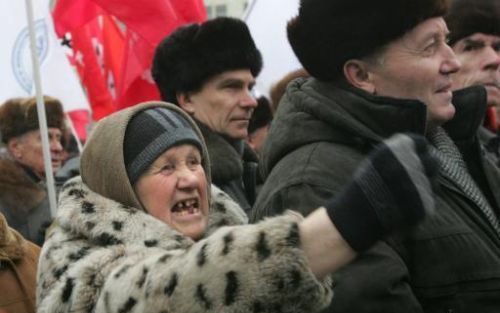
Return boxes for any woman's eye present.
[187,157,201,167]
[161,163,175,172]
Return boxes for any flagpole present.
[66,114,84,153]
[25,0,58,218]
[242,0,257,21]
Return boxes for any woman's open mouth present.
[171,198,200,216]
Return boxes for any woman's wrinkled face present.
[134,144,209,240]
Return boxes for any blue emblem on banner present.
[11,19,49,94]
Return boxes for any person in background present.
[0,96,65,245]
[246,96,273,155]
[37,101,437,313]
[252,0,500,312]
[446,0,500,163]
[152,17,261,215]
[0,213,39,313]
[269,68,309,112]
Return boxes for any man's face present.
[451,33,500,107]
[365,17,461,129]
[179,69,258,139]
[9,128,64,177]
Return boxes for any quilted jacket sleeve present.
[326,241,424,313]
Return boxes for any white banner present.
[0,0,89,112]
[245,0,301,97]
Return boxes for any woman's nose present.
[176,166,199,189]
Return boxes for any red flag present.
[71,20,118,120]
[52,0,102,37]
[92,0,206,110]
[53,0,206,115]
[53,0,126,120]
[484,107,498,132]
[67,110,91,141]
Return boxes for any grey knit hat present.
[124,107,204,184]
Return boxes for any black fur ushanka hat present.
[152,17,263,104]
[287,0,449,81]
[446,0,500,45]
[0,96,65,144]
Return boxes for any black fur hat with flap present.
[152,17,263,104]
[287,0,449,81]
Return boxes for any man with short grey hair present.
[252,0,500,311]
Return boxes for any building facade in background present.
[204,0,249,19]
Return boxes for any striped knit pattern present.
[124,108,203,184]
[326,134,435,251]
[428,127,500,236]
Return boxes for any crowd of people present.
[0,0,499,312]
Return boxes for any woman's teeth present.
[172,199,199,215]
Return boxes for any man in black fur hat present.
[446,0,500,164]
[251,0,500,312]
[152,17,261,215]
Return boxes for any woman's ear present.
[343,60,376,94]
[176,93,195,114]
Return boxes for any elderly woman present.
[0,96,65,245]
[37,102,436,313]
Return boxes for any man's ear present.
[7,138,22,160]
[245,133,256,151]
[176,93,195,114]
[343,59,376,94]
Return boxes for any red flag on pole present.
[92,0,207,110]
[53,0,125,120]
[52,0,101,36]
[52,0,206,116]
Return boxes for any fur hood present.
[0,152,45,215]
[37,177,331,313]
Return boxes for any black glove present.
[325,133,438,252]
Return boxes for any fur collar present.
[195,120,257,184]
[0,154,45,214]
[54,177,248,248]
[0,213,26,261]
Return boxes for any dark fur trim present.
[0,157,46,214]
[446,0,500,45]
[287,0,449,81]
[0,96,65,143]
[152,17,263,104]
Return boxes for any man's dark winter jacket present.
[196,121,259,215]
[0,151,52,245]
[252,78,500,313]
